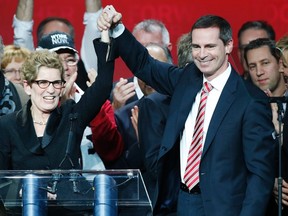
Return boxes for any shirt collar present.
[203,63,231,92]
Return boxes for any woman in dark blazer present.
[0,31,114,215]
[0,44,114,171]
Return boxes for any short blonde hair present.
[1,45,30,69]
[21,49,64,85]
[276,35,288,65]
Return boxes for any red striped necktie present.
[184,81,213,190]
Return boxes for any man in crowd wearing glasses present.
[37,31,82,101]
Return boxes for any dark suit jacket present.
[138,92,171,173]
[0,41,114,170]
[110,100,142,169]
[104,28,276,216]
[282,108,288,181]
[282,109,288,214]
[137,92,173,214]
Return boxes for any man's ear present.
[278,58,285,74]
[225,39,233,55]
[23,80,31,96]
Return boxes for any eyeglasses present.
[33,80,64,89]
[61,57,78,67]
[3,69,21,74]
[238,44,247,51]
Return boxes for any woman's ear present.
[23,80,31,96]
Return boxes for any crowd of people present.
[0,0,288,215]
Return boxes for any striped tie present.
[184,82,213,190]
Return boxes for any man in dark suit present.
[108,43,172,171]
[97,7,276,216]
[243,38,288,215]
[137,92,171,214]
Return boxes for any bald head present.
[146,43,173,64]
[138,43,172,96]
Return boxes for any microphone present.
[269,96,288,103]
[69,171,80,193]
[48,172,62,194]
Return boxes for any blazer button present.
[200,172,205,176]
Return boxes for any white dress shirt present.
[180,64,231,182]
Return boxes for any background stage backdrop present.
[1,0,288,80]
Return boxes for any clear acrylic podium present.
[0,169,152,216]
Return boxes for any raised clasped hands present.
[97,5,122,31]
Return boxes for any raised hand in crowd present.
[111,78,136,110]
[61,71,77,103]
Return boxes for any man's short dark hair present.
[37,17,75,42]
[191,15,232,45]
[237,20,275,48]
[244,38,280,67]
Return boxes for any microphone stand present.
[277,101,283,216]
[58,113,81,194]
[58,113,78,169]
[270,98,285,216]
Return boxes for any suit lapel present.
[202,71,238,157]
[159,66,203,157]
[176,77,203,132]
[17,102,44,154]
[17,101,62,152]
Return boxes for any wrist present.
[109,23,125,38]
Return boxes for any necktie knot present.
[203,82,213,93]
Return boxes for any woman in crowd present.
[1,45,30,84]
[0,26,113,171]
